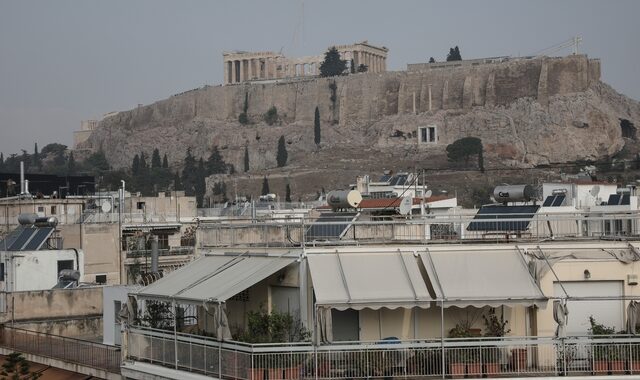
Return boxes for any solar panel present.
[0,226,24,251]
[305,212,358,240]
[379,175,391,182]
[9,228,38,251]
[552,194,566,207]
[542,196,555,207]
[23,227,54,250]
[607,194,621,205]
[621,194,631,205]
[467,205,540,232]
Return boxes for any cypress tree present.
[181,148,197,196]
[32,142,41,170]
[67,151,76,175]
[173,170,183,190]
[0,152,4,170]
[132,154,140,174]
[151,148,162,168]
[195,158,206,207]
[285,183,292,202]
[139,152,148,171]
[276,136,288,167]
[243,145,250,172]
[261,176,270,195]
[314,107,321,146]
[206,146,227,174]
[162,154,169,168]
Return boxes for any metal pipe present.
[19,162,24,195]
[151,235,159,273]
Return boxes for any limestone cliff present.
[83,55,640,176]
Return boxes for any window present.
[156,234,169,250]
[96,274,107,284]
[419,126,437,144]
[51,206,57,214]
[57,260,74,275]
[0,263,4,281]
[136,202,146,210]
[37,206,44,213]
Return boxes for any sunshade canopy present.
[307,250,434,310]
[420,248,547,308]
[136,253,297,304]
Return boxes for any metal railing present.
[0,325,121,373]
[196,210,640,247]
[126,327,640,379]
[126,246,195,258]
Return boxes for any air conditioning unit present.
[628,274,638,286]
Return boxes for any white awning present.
[420,249,547,308]
[136,254,297,304]
[308,250,434,310]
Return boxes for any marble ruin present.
[223,41,388,85]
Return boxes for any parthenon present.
[223,41,388,85]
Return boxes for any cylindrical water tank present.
[493,185,536,203]
[34,216,58,227]
[18,213,38,225]
[327,190,362,210]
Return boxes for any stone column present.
[231,60,237,84]
[224,61,229,84]
[239,60,245,82]
[248,59,253,80]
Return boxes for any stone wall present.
[82,54,638,188]
[0,287,103,323]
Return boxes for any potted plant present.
[482,307,510,375]
[448,321,473,379]
[589,316,616,375]
[406,349,442,376]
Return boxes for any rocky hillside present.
[81,55,640,199]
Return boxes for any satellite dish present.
[425,190,433,199]
[101,200,112,213]
[399,196,412,215]
[590,185,600,197]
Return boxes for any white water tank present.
[327,190,362,210]
[493,185,536,203]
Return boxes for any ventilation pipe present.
[20,162,25,194]
[150,235,159,274]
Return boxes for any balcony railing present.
[125,246,195,258]
[0,325,121,374]
[196,210,640,247]
[126,326,640,379]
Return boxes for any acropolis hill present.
[81,52,640,196]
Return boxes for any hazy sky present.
[1,0,639,156]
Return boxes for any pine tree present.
[319,47,347,77]
[446,46,462,61]
[151,148,162,168]
[132,154,140,174]
[206,146,227,174]
[243,145,250,172]
[261,176,270,195]
[314,107,321,146]
[162,154,169,168]
[285,183,292,202]
[276,136,288,167]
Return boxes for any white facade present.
[0,249,84,292]
[103,285,139,346]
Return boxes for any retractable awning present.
[420,249,547,308]
[307,250,434,310]
[136,254,298,304]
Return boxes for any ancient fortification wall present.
[85,54,638,174]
